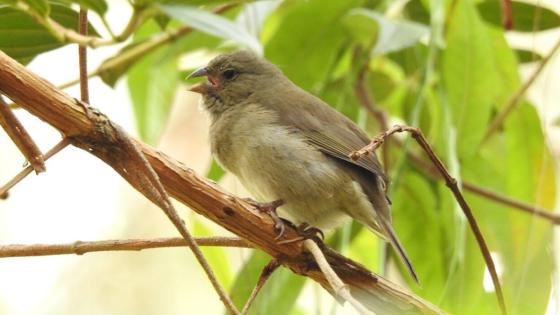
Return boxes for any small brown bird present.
[189,50,418,282]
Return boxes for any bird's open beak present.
[187,67,208,79]
[187,67,209,94]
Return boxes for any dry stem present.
[0,237,251,257]
[0,139,69,199]
[0,96,45,173]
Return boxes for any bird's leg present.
[243,198,287,240]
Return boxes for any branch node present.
[72,240,86,255]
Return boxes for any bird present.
[188,50,418,282]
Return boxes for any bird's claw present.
[296,223,325,240]
[276,223,324,245]
[243,198,286,240]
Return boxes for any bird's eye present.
[222,69,239,80]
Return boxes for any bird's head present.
[188,50,283,115]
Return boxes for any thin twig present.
[463,182,559,223]
[0,96,45,173]
[78,8,89,104]
[241,259,280,315]
[0,139,69,199]
[0,237,251,258]
[304,240,373,315]
[351,125,507,315]
[484,37,560,141]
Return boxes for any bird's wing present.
[267,85,387,183]
[303,128,386,180]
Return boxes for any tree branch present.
[0,50,445,315]
[0,237,251,258]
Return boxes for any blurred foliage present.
[2,0,559,314]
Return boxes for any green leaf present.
[404,0,430,25]
[24,0,50,16]
[229,251,305,315]
[0,4,98,64]
[457,102,555,315]
[153,12,171,30]
[441,0,519,158]
[127,21,179,144]
[206,159,225,181]
[514,48,543,63]
[477,0,560,32]
[345,8,430,55]
[264,0,363,91]
[159,4,262,54]
[56,0,108,16]
[501,103,554,315]
[156,0,250,4]
[191,219,232,289]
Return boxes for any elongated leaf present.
[441,0,519,158]
[127,21,179,144]
[57,0,108,16]
[0,4,98,64]
[229,251,305,315]
[264,0,363,91]
[24,0,49,16]
[501,103,554,315]
[191,219,232,289]
[160,4,262,54]
[345,8,429,55]
[478,0,560,32]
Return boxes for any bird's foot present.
[243,198,286,240]
[276,223,324,245]
[296,223,325,240]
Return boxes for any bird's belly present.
[233,125,352,229]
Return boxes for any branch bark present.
[0,237,251,257]
[0,50,445,315]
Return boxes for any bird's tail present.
[377,217,419,283]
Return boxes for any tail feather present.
[378,218,419,283]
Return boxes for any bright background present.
[0,0,559,314]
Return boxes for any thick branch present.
[0,50,445,315]
[0,237,251,257]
